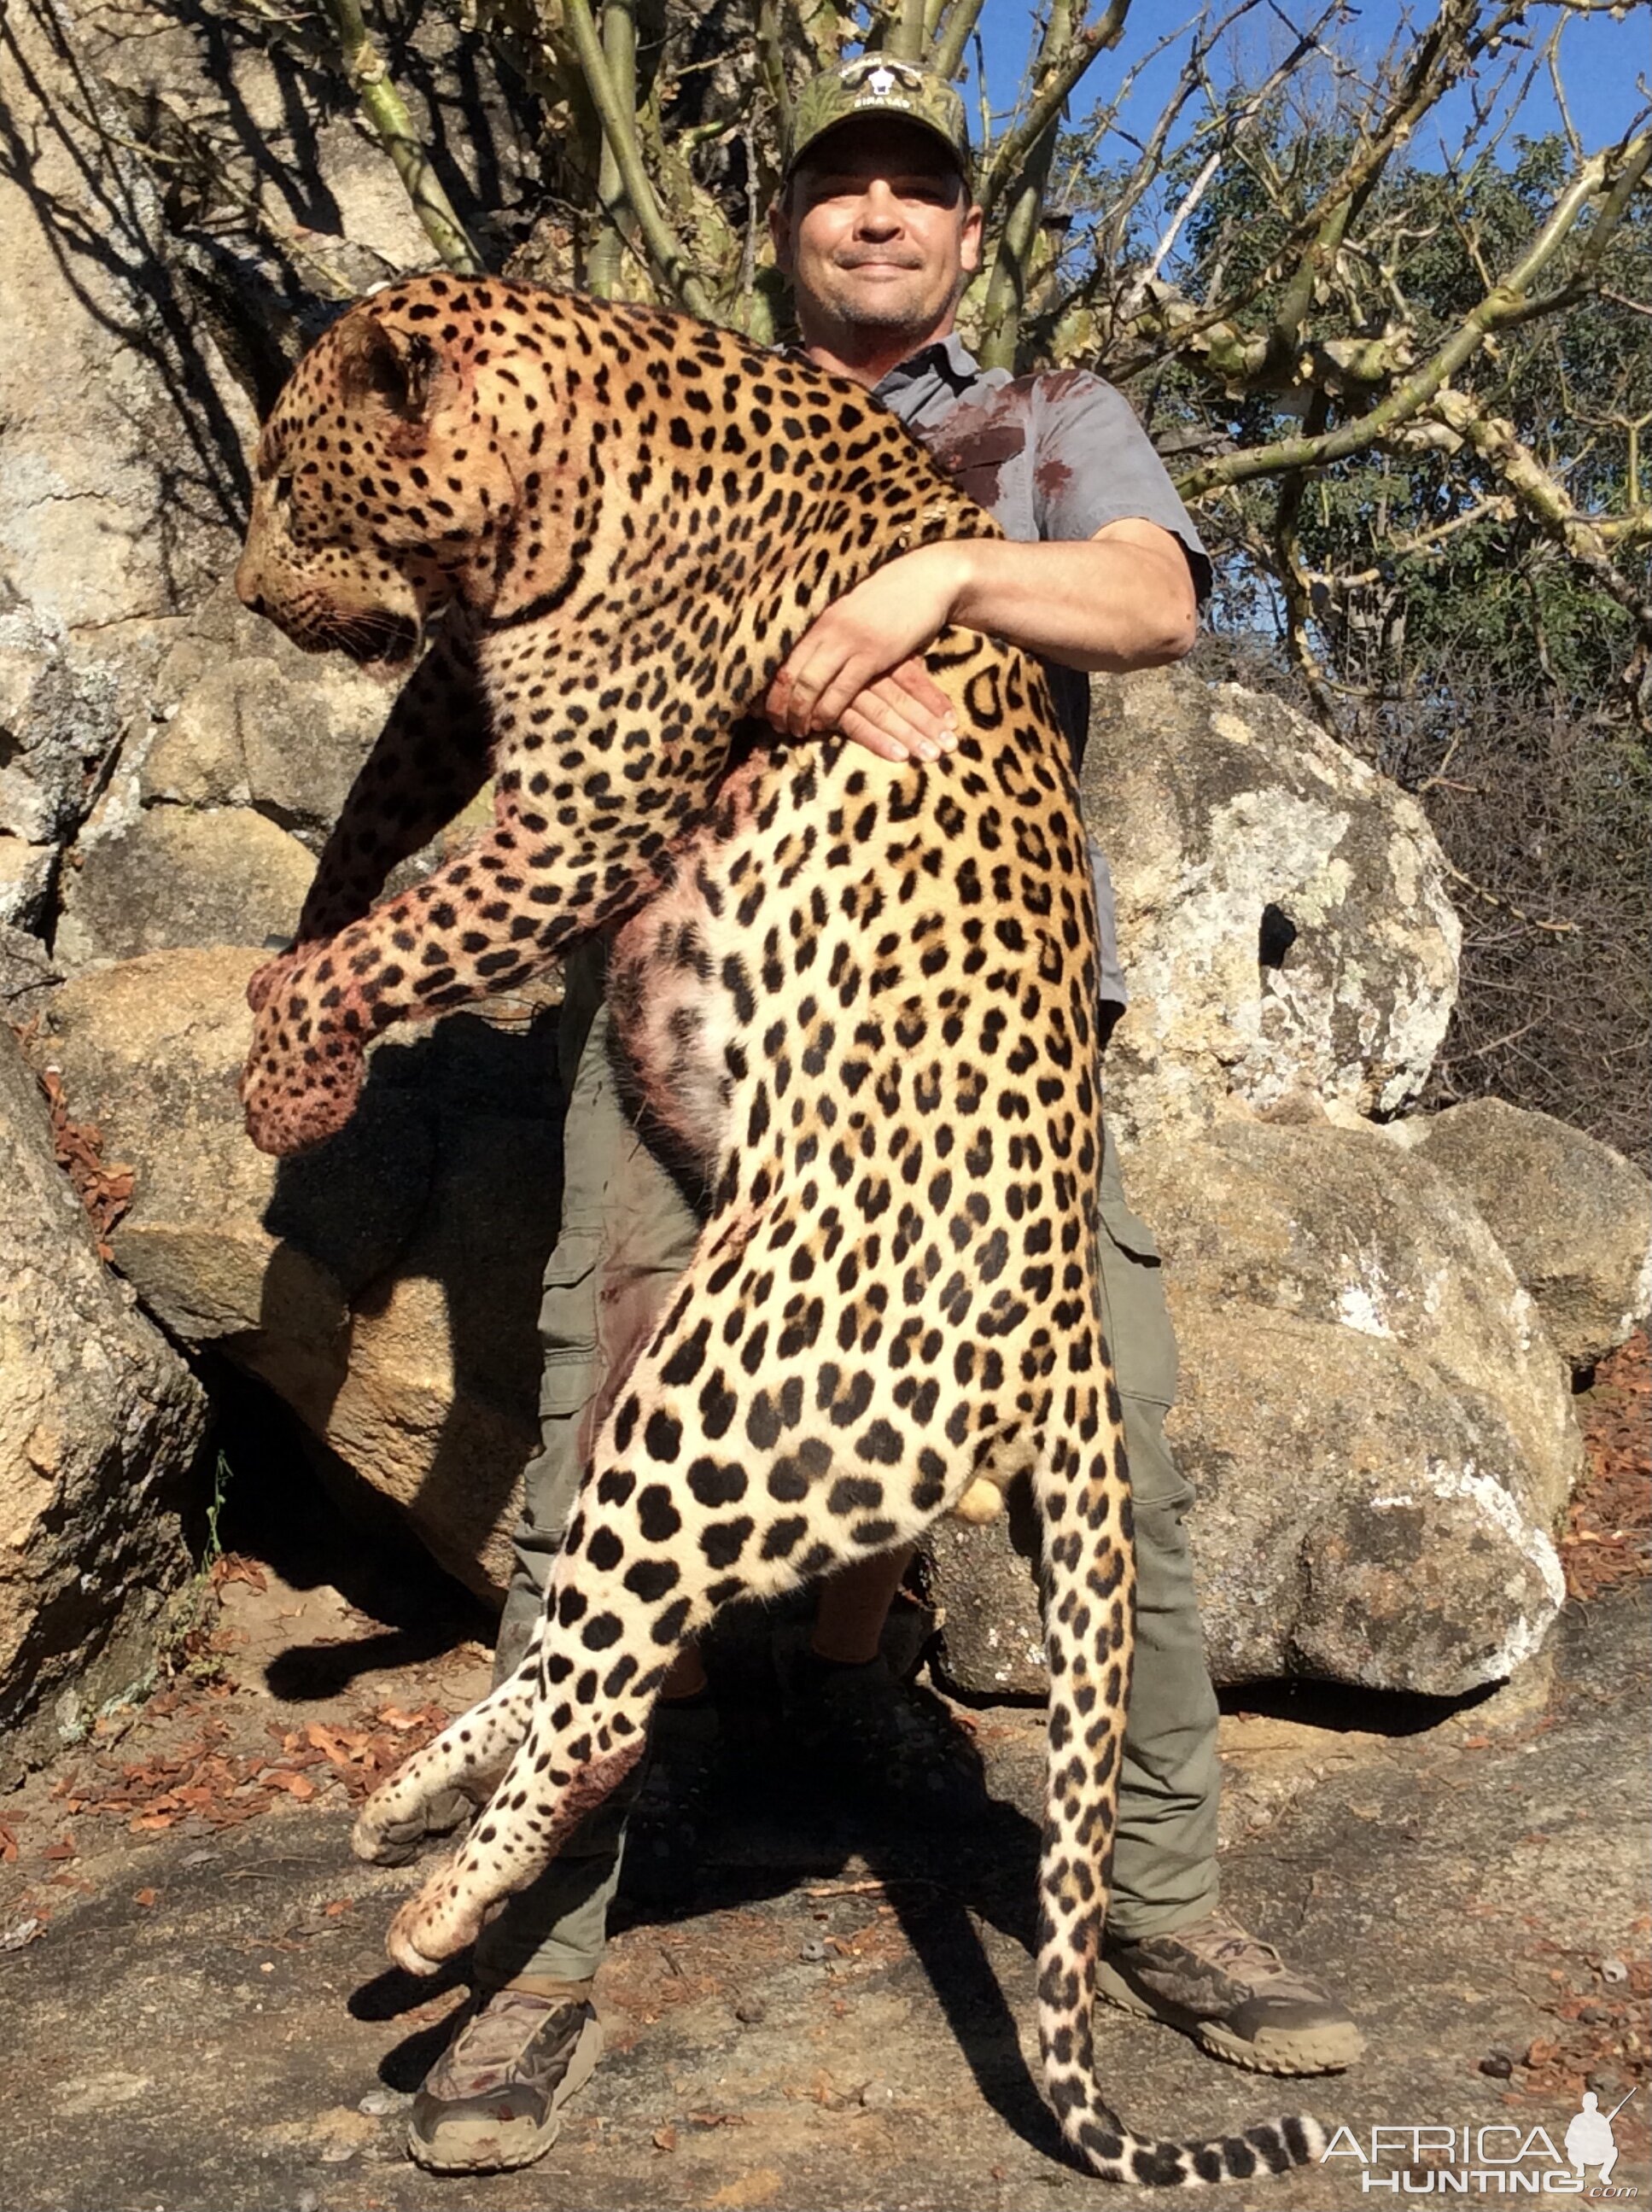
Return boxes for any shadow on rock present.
[207,1357,493,1699]
[256,1007,566,1612]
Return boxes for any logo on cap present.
[785,55,972,179]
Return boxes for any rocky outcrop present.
[25,673,1593,1696]
[932,1118,1581,1699]
[40,937,1580,1696]
[30,950,563,1600]
[0,1027,207,1769]
[1394,1100,1652,1372]
[1084,666,1462,1154]
[0,0,1616,1703]
[55,808,317,971]
[0,0,254,913]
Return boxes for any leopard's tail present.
[1032,1428,1325,2186]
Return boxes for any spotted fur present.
[235,275,1321,2186]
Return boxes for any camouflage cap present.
[785,56,972,185]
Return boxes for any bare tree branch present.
[557,0,715,316]
[976,0,1132,225]
[318,0,485,273]
[1174,128,1652,511]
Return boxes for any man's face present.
[771,120,983,347]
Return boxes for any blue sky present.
[972,1,1650,162]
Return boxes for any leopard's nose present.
[234,556,265,615]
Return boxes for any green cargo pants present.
[476,942,1221,1988]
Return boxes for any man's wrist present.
[930,536,986,627]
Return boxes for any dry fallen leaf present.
[134,1888,158,1909]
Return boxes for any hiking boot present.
[774,1633,986,1824]
[1096,1911,1363,2076]
[406,1986,603,2173]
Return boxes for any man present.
[406,56,1362,2176]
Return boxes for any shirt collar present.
[873,331,981,400]
[776,331,982,394]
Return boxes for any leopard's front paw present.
[386,1865,488,1976]
[239,1002,365,1156]
[353,1766,482,1867]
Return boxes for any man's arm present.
[765,518,1197,756]
[949,518,1197,672]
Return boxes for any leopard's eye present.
[273,472,295,504]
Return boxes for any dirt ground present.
[1,1345,1647,2212]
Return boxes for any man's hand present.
[766,543,966,761]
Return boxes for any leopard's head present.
[236,294,517,672]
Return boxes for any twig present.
[977,0,1133,225]
[1439,855,1579,934]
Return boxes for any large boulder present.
[931,1119,1579,1700]
[1394,1100,1652,1372]
[1083,667,1462,1154]
[55,808,317,971]
[29,952,563,1600]
[0,1026,207,1771]
[1132,1121,1576,1694]
[32,948,427,1346]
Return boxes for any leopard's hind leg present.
[351,1625,546,1864]
[368,1188,1024,1975]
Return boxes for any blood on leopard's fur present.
[233,274,1322,2186]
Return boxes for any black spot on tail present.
[1130,2143,1186,2187]
[1247,2122,1294,2174]
[1281,2114,1314,2166]
[1221,2135,1258,2179]
[1077,2120,1124,2162]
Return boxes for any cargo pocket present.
[534,1240,600,1474]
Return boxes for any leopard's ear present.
[335,309,452,426]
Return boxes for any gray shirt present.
[871,334,1211,1007]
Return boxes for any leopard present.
[234,272,1322,2188]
